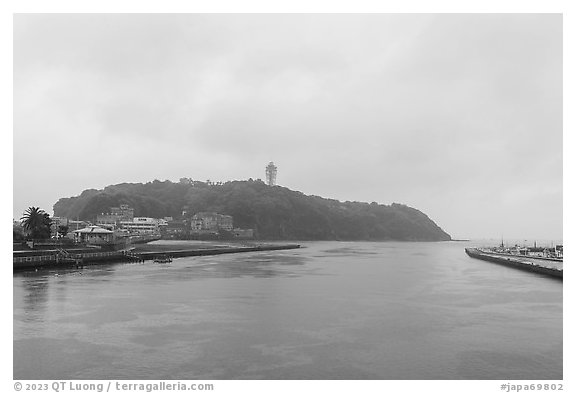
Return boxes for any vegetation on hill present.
[53,179,451,241]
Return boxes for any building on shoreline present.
[96,204,134,228]
[66,219,91,232]
[187,212,253,239]
[73,225,114,245]
[120,217,160,235]
[160,219,189,239]
[191,212,233,234]
[61,204,255,241]
[95,205,163,237]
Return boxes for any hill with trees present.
[53,179,451,241]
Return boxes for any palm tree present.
[21,206,52,239]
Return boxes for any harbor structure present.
[465,247,562,279]
[266,162,277,186]
[13,243,301,271]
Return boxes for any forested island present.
[53,179,451,241]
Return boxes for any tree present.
[21,206,52,239]
[57,225,69,238]
[13,228,25,242]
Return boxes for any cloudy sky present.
[13,13,562,241]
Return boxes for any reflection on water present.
[18,276,50,322]
[13,241,562,380]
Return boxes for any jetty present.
[465,247,562,279]
[135,244,300,260]
[13,244,301,271]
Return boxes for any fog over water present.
[13,241,562,380]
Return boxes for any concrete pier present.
[135,244,301,260]
[13,244,301,271]
[465,248,562,279]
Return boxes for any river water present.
[13,241,562,380]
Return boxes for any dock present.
[465,248,562,279]
[13,244,301,271]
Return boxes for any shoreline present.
[13,243,301,272]
[135,243,301,260]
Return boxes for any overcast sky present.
[13,13,563,241]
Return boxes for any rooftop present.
[73,225,113,234]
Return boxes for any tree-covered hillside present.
[53,179,451,241]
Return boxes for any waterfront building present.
[161,220,189,239]
[67,220,90,231]
[96,214,118,227]
[219,215,233,231]
[119,217,160,235]
[98,223,116,232]
[111,204,134,220]
[73,225,114,245]
[96,204,135,228]
[190,217,204,232]
[191,212,234,233]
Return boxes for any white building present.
[119,217,160,235]
[73,225,114,244]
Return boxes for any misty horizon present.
[13,14,563,241]
[18,175,563,245]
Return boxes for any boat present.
[153,254,173,264]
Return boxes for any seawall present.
[13,244,301,271]
[465,248,562,279]
[135,244,301,260]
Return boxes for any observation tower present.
[265,162,277,186]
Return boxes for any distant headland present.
[52,178,452,242]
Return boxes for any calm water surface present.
[13,241,562,380]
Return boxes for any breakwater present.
[465,248,562,279]
[135,244,301,260]
[13,250,140,270]
[13,244,301,271]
